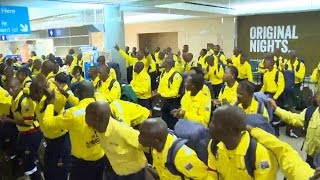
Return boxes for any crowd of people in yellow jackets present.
[0,43,320,180]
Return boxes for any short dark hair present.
[190,73,204,90]
[238,80,255,96]
[201,49,207,54]
[16,67,30,77]
[228,66,238,79]
[55,72,69,84]
[190,66,204,77]
[73,66,83,74]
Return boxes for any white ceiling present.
[2,0,320,30]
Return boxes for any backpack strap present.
[300,106,317,151]
[210,137,257,178]
[274,70,279,84]
[296,61,301,72]
[220,84,226,94]
[108,79,116,91]
[165,138,189,179]
[304,106,317,130]
[168,72,179,88]
[16,93,29,114]
[245,137,257,178]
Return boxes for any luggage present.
[296,86,314,111]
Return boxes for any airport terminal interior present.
[1,0,320,180]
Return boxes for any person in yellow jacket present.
[157,57,183,129]
[0,78,43,180]
[206,55,224,99]
[189,66,211,99]
[269,91,320,168]
[71,66,85,84]
[88,66,100,87]
[16,67,32,94]
[0,85,12,115]
[156,51,166,73]
[41,61,79,114]
[207,105,278,180]
[213,45,227,66]
[97,56,117,80]
[30,51,39,61]
[198,49,208,76]
[139,118,210,180]
[260,56,285,100]
[31,59,42,77]
[227,48,241,68]
[85,101,148,179]
[29,74,71,180]
[42,81,107,180]
[172,73,211,126]
[109,99,150,128]
[237,54,253,82]
[311,63,320,91]
[284,50,306,105]
[130,62,152,110]
[236,80,269,121]
[115,44,152,76]
[183,53,198,73]
[216,66,239,106]
[273,48,285,70]
[96,65,121,103]
[247,126,315,180]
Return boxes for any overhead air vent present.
[183,1,235,10]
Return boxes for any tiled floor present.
[276,127,307,180]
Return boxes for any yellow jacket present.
[258,59,267,74]
[109,99,150,127]
[98,118,147,175]
[249,127,315,180]
[11,91,39,132]
[238,98,269,122]
[207,131,278,180]
[184,59,198,73]
[231,54,241,68]
[152,134,209,180]
[119,49,151,73]
[96,76,121,103]
[43,99,105,161]
[285,58,305,84]
[181,90,211,126]
[238,61,253,82]
[214,52,227,66]
[275,107,320,156]
[71,76,85,84]
[198,55,208,71]
[218,82,238,105]
[208,64,224,85]
[130,71,151,99]
[274,56,285,70]
[92,76,100,87]
[260,68,285,100]
[0,87,12,115]
[158,68,182,98]
[35,96,68,139]
[311,67,320,90]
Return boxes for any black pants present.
[149,71,159,91]
[137,98,152,110]
[212,83,223,99]
[44,133,71,180]
[69,156,107,180]
[127,66,133,83]
[161,97,181,130]
[306,154,315,168]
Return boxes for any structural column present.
[104,5,126,79]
